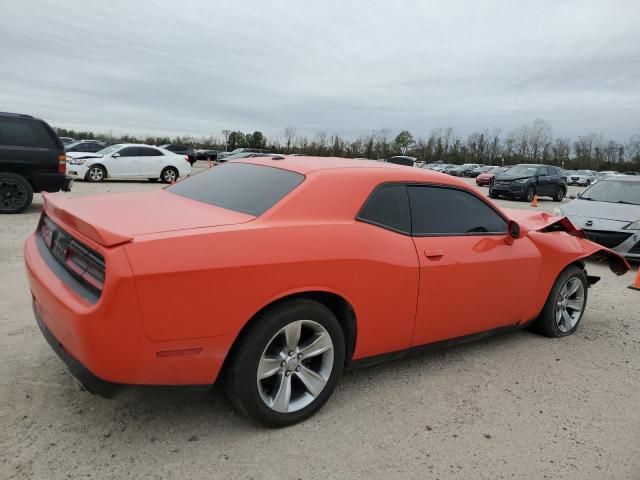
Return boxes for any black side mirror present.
[505,220,520,245]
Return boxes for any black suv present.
[489,164,567,202]
[159,144,195,165]
[0,112,72,213]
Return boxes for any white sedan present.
[66,144,191,183]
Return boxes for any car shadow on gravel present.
[73,328,538,432]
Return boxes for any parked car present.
[217,148,268,162]
[66,144,191,183]
[159,144,195,165]
[598,171,619,177]
[460,163,484,177]
[223,152,275,161]
[475,167,506,186]
[59,137,75,145]
[195,149,219,161]
[446,165,467,176]
[563,170,576,182]
[568,170,597,186]
[65,140,107,153]
[0,112,72,213]
[490,164,567,202]
[622,171,639,176]
[25,156,628,427]
[469,165,498,178]
[556,176,640,260]
[386,156,416,167]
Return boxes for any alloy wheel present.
[257,320,334,413]
[0,180,27,210]
[89,167,104,181]
[555,277,585,333]
[163,169,177,182]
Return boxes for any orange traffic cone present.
[629,267,640,291]
[531,194,539,208]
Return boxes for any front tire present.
[86,165,106,183]
[224,299,345,427]
[0,173,33,214]
[524,186,535,202]
[534,265,588,338]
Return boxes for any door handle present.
[424,249,444,259]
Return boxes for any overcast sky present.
[1,0,639,141]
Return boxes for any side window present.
[0,118,57,148]
[357,184,410,234]
[118,147,139,157]
[408,186,507,235]
[537,167,547,176]
[139,147,163,156]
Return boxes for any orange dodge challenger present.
[25,156,629,426]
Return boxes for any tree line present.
[56,118,640,171]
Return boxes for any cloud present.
[1,0,638,141]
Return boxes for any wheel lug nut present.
[281,360,286,367]
[297,353,303,359]
[289,351,295,357]
[285,371,291,377]
[295,366,301,372]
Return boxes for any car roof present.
[233,155,473,185]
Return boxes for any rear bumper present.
[31,173,73,193]
[33,300,118,397]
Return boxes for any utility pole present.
[221,129,230,153]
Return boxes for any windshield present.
[96,144,121,156]
[580,179,640,205]
[506,165,538,176]
[166,163,305,215]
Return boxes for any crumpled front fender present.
[504,208,630,276]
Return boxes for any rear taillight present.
[58,154,66,174]
[64,241,105,291]
[39,214,105,294]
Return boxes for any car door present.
[535,167,552,195]
[137,146,165,177]
[106,146,139,178]
[408,184,541,346]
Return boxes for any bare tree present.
[283,127,297,153]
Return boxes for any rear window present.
[0,118,58,148]
[166,163,304,216]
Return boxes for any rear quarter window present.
[166,163,305,216]
[0,118,58,148]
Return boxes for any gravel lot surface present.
[1,165,639,479]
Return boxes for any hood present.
[42,190,255,246]
[562,198,640,222]
[477,172,495,179]
[494,173,531,181]
[66,152,103,160]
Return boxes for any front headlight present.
[625,220,640,230]
[515,178,530,183]
[69,158,86,165]
[553,207,563,216]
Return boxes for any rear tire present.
[534,265,588,338]
[553,186,566,202]
[160,167,178,184]
[489,190,498,199]
[224,299,345,427]
[0,173,33,214]
[86,165,106,183]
